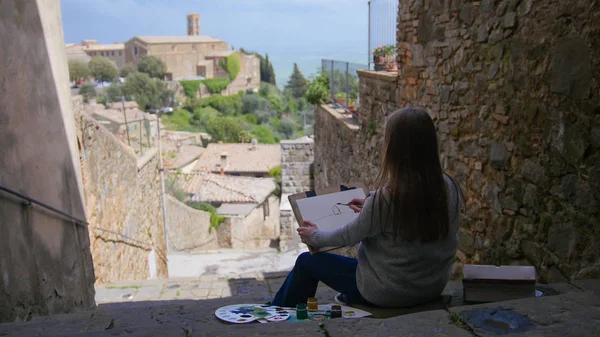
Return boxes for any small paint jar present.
[330,305,342,318]
[296,303,308,320]
[307,297,318,311]
[325,310,332,318]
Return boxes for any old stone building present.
[314,0,599,282]
[65,40,125,68]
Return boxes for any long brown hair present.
[374,107,449,243]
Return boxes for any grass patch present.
[106,285,141,290]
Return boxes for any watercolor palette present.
[215,304,291,324]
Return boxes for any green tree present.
[285,63,308,99]
[268,94,284,114]
[251,125,276,144]
[68,60,90,82]
[259,82,280,98]
[242,94,270,114]
[137,56,167,79]
[105,84,123,103]
[297,97,309,112]
[265,54,276,85]
[122,72,173,110]
[254,110,273,125]
[119,65,136,78]
[88,57,118,82]
[279,118,297,139]
[204,116,246,142]
[284,97,299,113]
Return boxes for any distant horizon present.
[61,0,369,86]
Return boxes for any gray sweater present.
[308,175,461,307]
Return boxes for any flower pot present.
[386,62,398,72]
[374,56,386,67]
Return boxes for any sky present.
[61,0,370,86]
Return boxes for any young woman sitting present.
[271,107,463,308]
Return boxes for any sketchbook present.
[288,184,369,254]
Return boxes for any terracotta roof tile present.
[177,173,275,204]
[193,143,281,174]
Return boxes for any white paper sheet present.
[296,189,366,231]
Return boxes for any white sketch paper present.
[296,189,367,232]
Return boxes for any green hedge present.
[180,80,203,98]
[203,78,230,94]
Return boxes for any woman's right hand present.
[348,198,365,213]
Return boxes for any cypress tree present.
[285,63,307,99]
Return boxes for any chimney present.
[176,141,182,153]
[220,152,228,170]
[251,138,258,150]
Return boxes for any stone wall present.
[166,195,231,252]
[314,71,398,190]
[75,100,168,284]
[230,196,281,249]
[0,0,96,322]
[313,0,600,282]
[394,0,599,282]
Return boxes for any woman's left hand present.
[297,220,318,244]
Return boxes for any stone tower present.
[187,13,200,36]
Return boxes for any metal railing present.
[368,0,399,70]
[321,60,367,120]
[0,183,88,226]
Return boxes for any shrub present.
[269,165,282,198]
[96,95,107,105]
[191,202,226,233]
[280,118,297,140]
[203,78,230,94]
[78,84,96,103]
[190,106,219,128]
[254,110,273,125]
[251,125,277,144]
[204,116,246,142]
[199,95,243,116]
[259,82,281,98]
[305,72,330,105]
[243,114,258,125]
[161,109,195,131]
[220,53,241,80]
[242,94,270,114]
[180,80,202,98]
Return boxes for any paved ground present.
[1,280,599,336]
[166,245,307,279]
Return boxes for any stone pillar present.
[279,137,315,251]
[0,0,96,322]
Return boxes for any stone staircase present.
[0,278,598,336]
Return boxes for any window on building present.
[192,44,197,51]
[171,45,177,52]
[263,201,270,219]
[112,51,115,56]
[134,46,138,56]
[119,51,123,56]
[100,52,104,56]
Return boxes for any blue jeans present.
[271,252,366,307]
